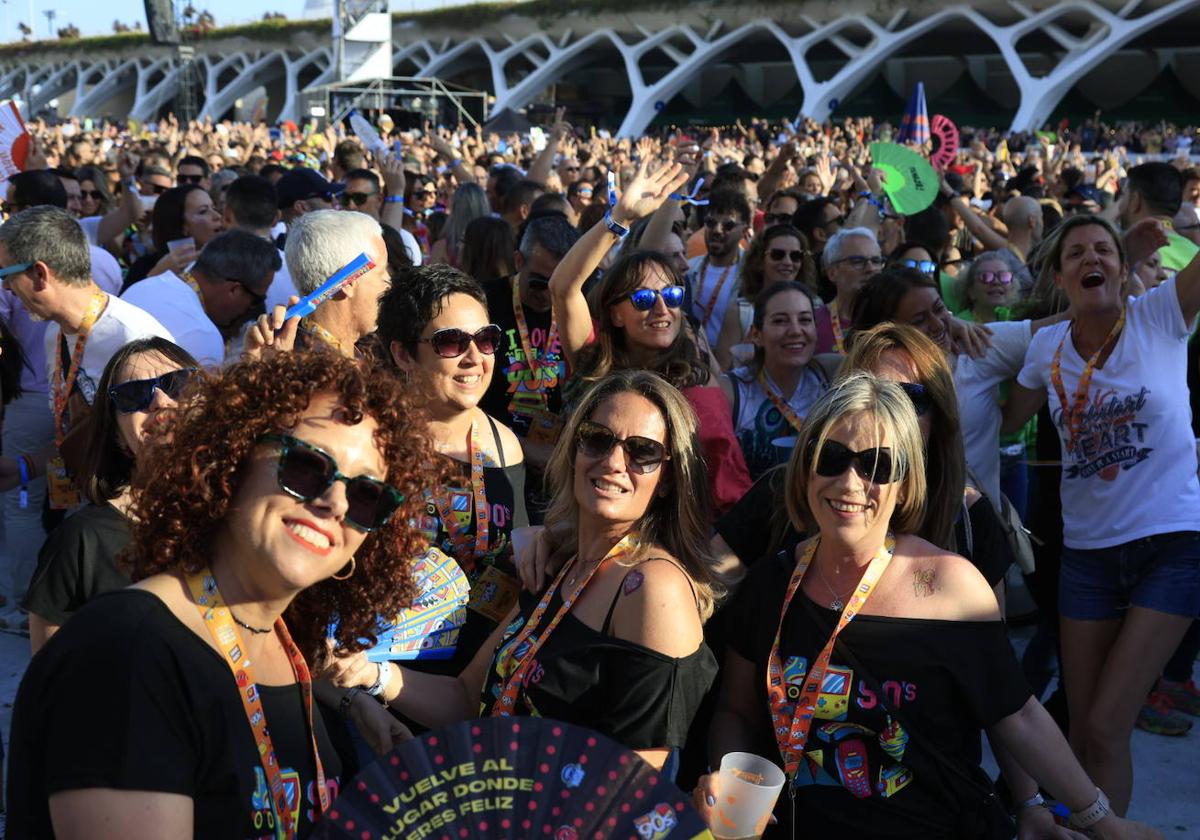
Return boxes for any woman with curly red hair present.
[7,352,432,840]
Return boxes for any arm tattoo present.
[622,570,645,596]
[912,569,935,598]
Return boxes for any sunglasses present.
[577,188,594,197]
[897,258,937,276]
[178,174,204,185]
[823,214,846,228]
[412,189,436,200]
[629,285,685,311]
[144,183,170,195]
[0,261,33,280]
[897,382,932,417]
[262,433,405,533]
[808,438,903,484]
[575,420,670,475]
[563,166,580,173]
[763,213,794,226]
[526,272,551,290]
[704,217,741,232]
[768,248,804,263]
[82,189,105,201]
[108,368,196,413]
[835,255,886,270]
[976,270,1013,285]
[342,191,378,206]
[419,324,502,358]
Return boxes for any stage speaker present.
[144,0,181,45]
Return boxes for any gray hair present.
[957,249,1023,308]
[518,213,581,260]
[0,205,91,286]
[194,229,282,289]
[441,182,490,256]
[285,209,382,295]
[822,226,878,268]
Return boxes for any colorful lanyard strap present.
[51,288,107,447]
[511,280,558,411]
[182,269,203,301]
[489,533,639,716]
[699,257,735,326]
[757,371,805,433]
[431,418,490,570]
[766,534,895,780]
[1049,308,1126,456]
[185,568,329,838]
[298,317,347,355]
[828,298,847,355]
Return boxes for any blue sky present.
[0,0,467,41]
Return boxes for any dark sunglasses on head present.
[575,419,670,475]
[108,368,196,413]
[896,382,932,417]
[976,270,1013,285]
[262,433,404,533]
[808,438,903,484]
[897,258,937,276]
[768,248,804,263]
[342,191,378,206]
[763,212,794,226]
[178,174,204,186]
[420,324,502,358]
[82,189,105,201]
[629,285,685,311]
[704,217,741,232]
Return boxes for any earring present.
[331,557,356,580]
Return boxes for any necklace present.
[813,563,854,611]
[231,611,273,635]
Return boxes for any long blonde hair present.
[543,369,720,620]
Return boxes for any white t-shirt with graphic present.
[687,255,741,347]
[1017,277,1200,549]
[44,294,175,412]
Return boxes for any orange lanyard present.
[767,535,894,780]
[490,534,638,716]
[828,298,847,355]
[186,568,329,838]
[51,288,107,447]
[430,418,490,571]
[757,370,804,433]
[699,257,735,325]
[299,317,347,355]
[1050,309,1125,455]
[182,269,203,301]
[511,280,558,410]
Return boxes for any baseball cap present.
[276,167,342,209]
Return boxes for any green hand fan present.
[869,142,938,215]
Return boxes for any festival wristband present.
[603,212,629,239]
[1068,788,1111,829]
[670,177,709,206]
[1015,793,1045,811]
[17,454,30,509]
[384,195,404,204]
[366,660,392,698]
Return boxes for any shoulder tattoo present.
[912,568,936,598]
[622,570,645,596]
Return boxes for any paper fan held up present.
[314,717,713,840]
[929,115,960,172]
[869,142,939,216]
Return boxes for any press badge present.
[468,565,520,622]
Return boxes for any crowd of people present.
[0,105,1197,839]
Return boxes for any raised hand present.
[611,159,689,226]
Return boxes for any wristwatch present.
[1069,788,1111,829]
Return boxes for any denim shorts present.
[1059,531,1200,620]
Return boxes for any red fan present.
[929,114,959,171]
[315,717,713,840]
[0,100,30,178]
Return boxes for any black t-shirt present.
[715,470,1010,588]
[22,503,131,624]
[479,275,567,438]
[727,551,1031,838]
[479,575,718,750]
[8,589,345,839]
[409,420,529,679]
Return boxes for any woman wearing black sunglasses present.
[696,373,1159,839]
[550,158,753,515]
[24,337,199,653]
[375,266,529,685]
[328,369,719,771]
[9,351,431,839]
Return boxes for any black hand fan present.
[315,717,713,840]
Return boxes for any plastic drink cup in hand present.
[711,752,785,839]
[167,237,195,253]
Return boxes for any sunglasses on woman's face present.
[261,433,404,532]
[897,258,937,276]
[419,324,502,358]
[575,420,670,475]
[82,190,105,201]
[976,270,1013,285]
[108,368,196,413]
[763,212,793,226]
[808,438,903,484]
[704,217,740,232]
[628,285,685,311]
[768,248,804,263]
[896,382,932,417]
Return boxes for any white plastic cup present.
[167,236,195,253]
[711,752,786,839]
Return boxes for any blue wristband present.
[384,196,404,204]
[17,455,29,509]
[603,212,629,239]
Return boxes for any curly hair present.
[125,351,434,661]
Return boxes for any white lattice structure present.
[0,0,1196,131]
